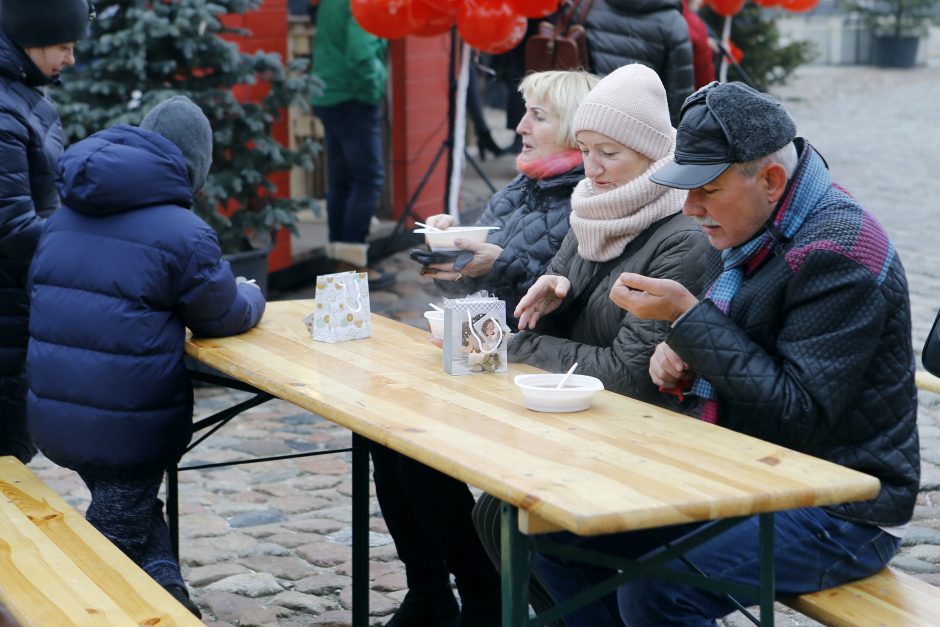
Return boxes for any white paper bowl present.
[415,226,498,251]
[514,374,604,413]
[424,310,444,339]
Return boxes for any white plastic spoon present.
[414,221,442,232]
[556,362,579,389]
[429,302,443,312]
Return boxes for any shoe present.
[385,588,460,627]
[331,260,396,291]
[476,130,507,161]
[163,583,202,619]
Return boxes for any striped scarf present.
[692,146,827,423]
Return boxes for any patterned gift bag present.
[442,293,509,375]
[303,271,372,343]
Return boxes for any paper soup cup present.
[514,373,604,413]
[416,226,494,251]
[424,310,444,339]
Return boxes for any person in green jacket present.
[312,0,393,289]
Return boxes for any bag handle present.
[337,277,364,313]
[558,0,592,31]
[467,310,504,356]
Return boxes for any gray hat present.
[651,81,797,190]
[0,0,91,47]
[140,96,213,193]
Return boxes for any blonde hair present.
[519,70,600,149]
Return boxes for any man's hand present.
[515,275,570,330]
[610,272,699,322]
[649,341,691,389]
[423,239,503,282]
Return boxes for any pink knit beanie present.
[571,64,674,161]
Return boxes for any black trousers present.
[370,441,499,606]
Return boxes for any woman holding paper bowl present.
[374,70,599,627]
[472,63,718,624]
[418,70,600,324]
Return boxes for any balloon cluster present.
[351,0,557,53]
[706,0,818,16]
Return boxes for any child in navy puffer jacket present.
[26,96,265,617]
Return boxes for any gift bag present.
[303,271,371,343]
[442,293,509,375]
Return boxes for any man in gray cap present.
[532,82,919,625]
[0,0,90,463]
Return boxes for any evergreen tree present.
[55,0,322,253]
[702,5,816,92]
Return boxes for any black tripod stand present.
[379,29,497,258]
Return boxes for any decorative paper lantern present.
[458,0,525,53]
[351,0,423,40]
[779,0,818,12]
[706,0,744,17]
[510,0,558,18]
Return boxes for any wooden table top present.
[185,300,880,537]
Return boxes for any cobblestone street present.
[27,60,940,626]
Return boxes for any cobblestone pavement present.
[28,62,940,626]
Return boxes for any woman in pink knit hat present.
[471,63,718,623]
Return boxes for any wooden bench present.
[0,456,203,626]
[780,370,940,626]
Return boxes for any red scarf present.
[515,149,582,180]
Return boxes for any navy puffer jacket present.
[0,32,63,380]
[585,0,694,125]
[437,167,583,322]
[27,125,266,477]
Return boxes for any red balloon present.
[412,0,457,37]
[351,0,423,40]
[458,0,523,53]
[707,0,744,17]
[779,0,818,12]
[485,14,528,54]
[510,0,558,18]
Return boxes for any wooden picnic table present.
[182,299,880,626]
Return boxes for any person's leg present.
[617,508,900,627]
[471,492,562,626]
[313,104,353,243]
[0,374,36,463]
[370,442,459,627]
[330,101,384,245]
[396,456,500,626]
[79,470,201,617]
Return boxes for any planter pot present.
[224,246,272,297]
[872,35,920,68]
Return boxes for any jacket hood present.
[0,30,50,85]
[605,0,682,13]
[58,124,194,216]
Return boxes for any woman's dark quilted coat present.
[27,125,266,478]
[668,143,919,527]
[584,0,694,125]
[437,167,583,322]
[0,32,65,457]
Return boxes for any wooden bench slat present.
[0,456,203,626]
[0,492,136,625]
[784,567,940,627]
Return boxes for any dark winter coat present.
[584,0,694,125]
[437,167,583,322]
[510,213,715,405]
[0,32,63,380]
[667,141,919,527]
[27,125,266,478]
